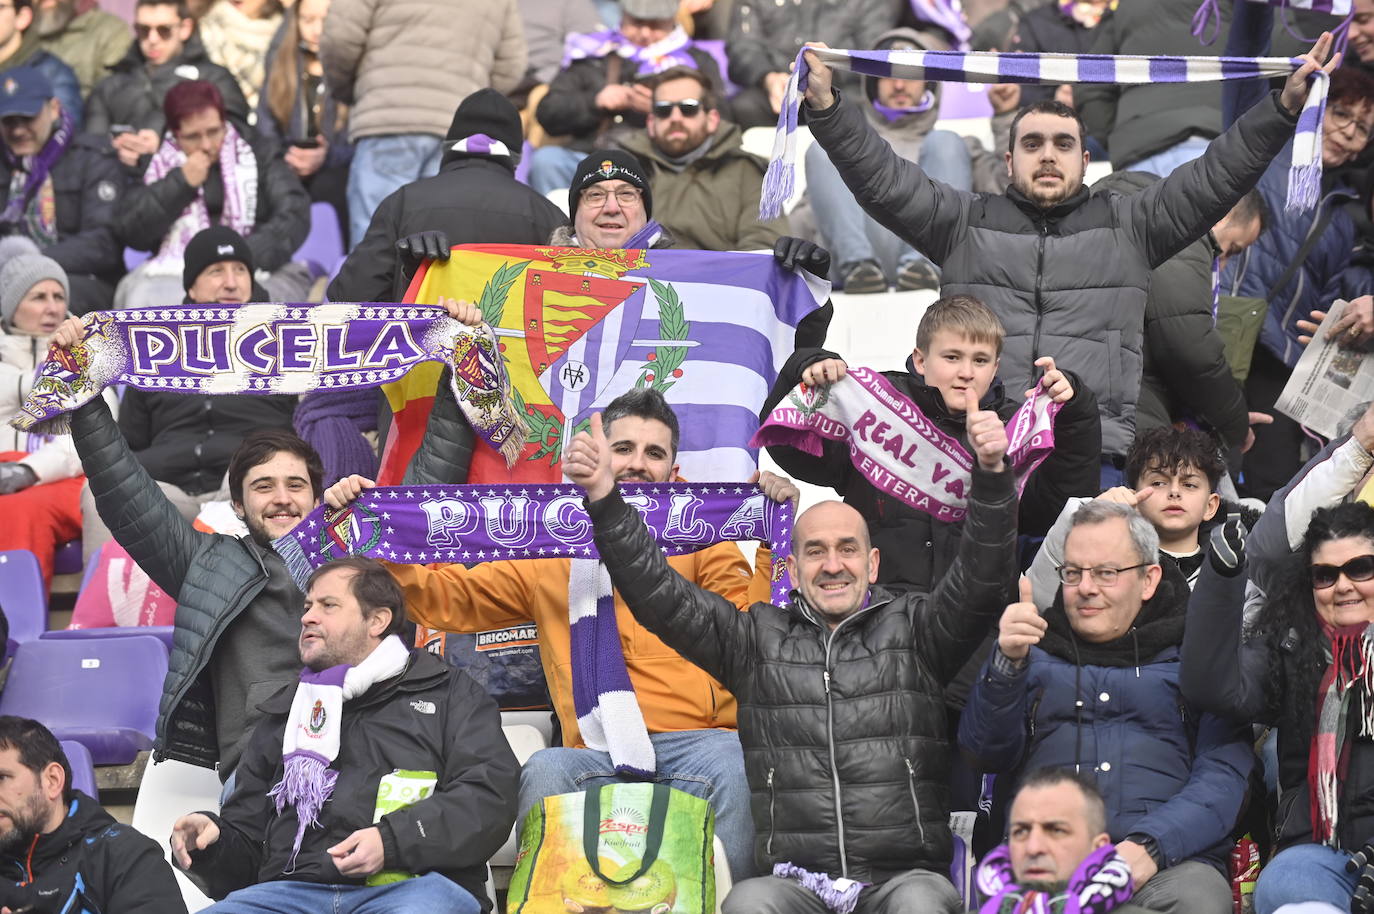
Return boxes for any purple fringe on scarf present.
[773,863,867,914]
[268,749,339,870]
[294,387,379,488]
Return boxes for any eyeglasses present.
[1328,105,1373,143]
[581,187,642,208]
[1310,554,1374,589]
[651,99,704,119]
[135,23,178,39]
[1057,563,1149,586]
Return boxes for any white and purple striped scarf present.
[448,132,517,164]
[561,25,698,74]
[760,47,1328,220]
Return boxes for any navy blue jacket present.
[958,570,1253,871]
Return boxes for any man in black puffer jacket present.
[802,35,1334,482]
[566,397,1020,911]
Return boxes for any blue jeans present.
[1128,135,1212,177]
[347,133,443,251]
[527,145,586,196]
[517,728,756,880]
[1254,844,1357,914]
[201,872,480,913]
[806,128,971,281]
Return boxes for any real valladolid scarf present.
[976,843,1135,913]
[9,304,528,465]
[760,46,1330,219]
[752,367,1060,523]
[275,482,792,776]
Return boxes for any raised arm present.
[1181,557,1277,724]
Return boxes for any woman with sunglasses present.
[1183,496,1374,914]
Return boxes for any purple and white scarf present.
[10,303,528,465]
[1,108,73,246]
[273,482,793,776]
[760,47,1329,220]
[142,121,257,274]
[976,843,1134,913]
[773,863,867,914]
[268,634,410,870]
[871,90,938,123]
[752,367,1060,523]
[448,132,517,164]
[561,25,698,74]
[570,219,666,250]
[908,0,972,50]
[1193,0,1353,47]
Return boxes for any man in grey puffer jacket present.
[802,35,1336,484]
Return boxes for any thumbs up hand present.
[997,576,1047,661]
[565,412,616,501]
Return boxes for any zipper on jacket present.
[903,758,928,847]
[822,618,862,877]
[1030,223,1049,361]
[766,767,777,856]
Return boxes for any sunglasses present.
[135,23,178,39]
[651,99,704,119]
[1310,554,1374,589]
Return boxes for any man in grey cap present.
[0,65,125,313]
[528,0,730,194]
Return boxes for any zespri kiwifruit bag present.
[508,782,715,913]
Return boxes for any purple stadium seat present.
[42,625,176,655]
[939,82,993,119]
[694,39,740,97]
[0,550,47,648]
[0,636,167,764]
[59,739,98,800]
[295,201,346,279]
[53,539,82,577]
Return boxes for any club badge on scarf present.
[761,47,1329,219]
[976,843,1134,914]
[275,482,792,599]
[753,367,1059,523]
[10,303,527,465]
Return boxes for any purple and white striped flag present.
[760,47,1329,219]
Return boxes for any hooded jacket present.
[0,134,125,287]
[1095,169,1249,449]
[616,119,786,252]
[806,83,1298,457]
[329,90,568,303]
[961,562,1253,873]
[185,650,518,912]
[85,31,250,139]
[0,790,186,913]
[585,463,1020,881]
[35,0,131,98]
[760,345,1101,594]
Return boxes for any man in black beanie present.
[329,88,568,303]
[181,225,261,305]
[551,146,663,249]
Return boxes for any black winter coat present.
[1011,4,1101,107]
[535,48,725,150]
[587,464,1020,881]
[329,156,566,303]
[1096,169,1250,449]
[185,651,518,912]
[760,347,1100,593]
[84,32,251,138]
[115,129,309,272]
[120,386,295,495]
[0,790,186,913]
[0,135,125,284]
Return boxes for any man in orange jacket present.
[326,385,791,881]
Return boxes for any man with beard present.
[0,716,186,913]
[170,558,516,913]
[800,36,1337,486]
[615,65,787,252]
[32,0,130,100]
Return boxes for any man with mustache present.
[614,64,788,252]
[801,34,1338,487]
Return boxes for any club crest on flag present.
[320,503,383,559]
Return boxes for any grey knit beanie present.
[0,245,69,330]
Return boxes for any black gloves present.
[395,231,451,263]
[773,236,831,278]
[1208,513,1248,577]
[0,463,36,495]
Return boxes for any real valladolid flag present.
[378,243,829,485]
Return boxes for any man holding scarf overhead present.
[798,34,1338,486]
[0,65,124,313]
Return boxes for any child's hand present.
[1028,356,1074,403]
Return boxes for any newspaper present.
[1275,299,1374,438]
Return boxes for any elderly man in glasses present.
[614,65,787,253]
[84,0,248,170]
[958,499,1253,914]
